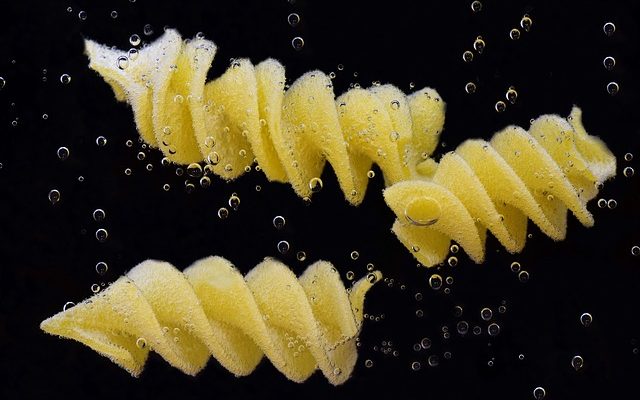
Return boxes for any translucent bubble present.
[91,283,101,293]
[116,55,130,71]
[473,36,485,53]
[186,163,203,177]
[145,163,153,172]
[124,168,132,176]
[506,87,518,104]
[78,10,87,20]
[199,176,210,188]
[95,229,108,242]
[42,113,48,120]
[519,354,525,360]
[404,197,441,226]
[471,1,483,12]
[415,292,423,301]
[296,251,307,261]
[607,199,617,209]
[346,271,355,280]
[495,101,507,112]
[623,167,634,177]
[163,183,170,191]
[411,361,421,371]
[520,15,533,31]
[204,136,215,148]
[273,216,286,229]
[465,82,477,94]
[350,250,359,260]
[95,261,108,275]
[632,246,640,256]
[390,100,400,110]
[457,321,469,335]
[136,152,146,161]
[57,146,70,160]
[603,22,616,36]
[518,270,530,282]
[429,274,443,290]
[143,24,154,36]
[129,34,141,46]
[603,56,616,70]
[228,194,240,210]
[217,207,229,219]
[288,13,300,27]
[110,10,118,18]
[462,50,474,62]
[367,170,375,178]
[597,198,607,208]
[207,151,220,165]
[607,81,619,95]
[92,209,106,222]
[96,136,107,146]
[60,73,71,84]
[48,189,61,204]
[453,305,464,317]
[291,37,304,50]
[473,326,482,335]
[126,140,134,148]
[278,240,290,254]
[571,355,584,371]
[0,77,4,89]
[580,312,593,327]
[365,359,374,368]
[488,323,501,336]
[510,261,521,272]
[533,386,546,399]
[427,355,440,367]
[366,272,379,283]
[63,301,75,311]
[509,28,521,40]
[481,307,493,321]
[447,256,458,267]
[624,153,633,161]
[309,177,323,193]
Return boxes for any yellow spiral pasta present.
[85,30,616,266]
[84,29,445,205]
[383,107,616,267]
[40,256,382,385]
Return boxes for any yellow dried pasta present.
[84,29,445,205]
[384,107,616,267]
[40,256,381,385]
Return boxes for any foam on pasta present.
[84,29,445,205]
[40,256,382,385]
[384,107,616,267]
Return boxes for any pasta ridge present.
[383,107,616,267]
[40,256,382,385]
[84,29,445,205]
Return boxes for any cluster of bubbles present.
[286,4,304,51]
[510,261,530,283]
[495,86,519,113]
[602,22,620,95]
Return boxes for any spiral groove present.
[40,256,381,385]
[383,107,616,267]
[84,29,445,205]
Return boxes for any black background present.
[1,0,639,399]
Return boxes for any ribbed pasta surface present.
[40,256,381,385]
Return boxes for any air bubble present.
[571,355,584,371]
[470,1,482,12]
[350,250,359,260]
[462,51,474,62]
[481,307,493,321]
[91,284,101,293]
[143,24,154,36]
[603,56,616,70]
[278,240,290,254]
[95,229,108,242]
[456,321,469,335]
[465,82,477,94]
[187,163,203,177]
[623,167,634,177]
[533,387,546,399]
[429,274,443,290]
[217,207,229,219]
[291,37,304,50]
[95,261,108,275]
[309,177,323,193]
[521,15,533,31]
[495,101,507,112]
[60,74,71,84]
[48,189,61,204]
[510,261,521,272]
[473,36,485,53]
[273,216,286,229]
[63,301,75,311]
[607,199,617,209]
[117,56,129,70]
[624,153,633,161]
[92,209,106,222]
[404,197,441,226]
[411,361,421,371]
[96,136,107,146]
[297,251,307,261]
[288,13,300,27]
[631,246,640,256]
[57,147,70,160]
[488,323,501,336]
[427,355,439,367]
[603,22,615,36]
[78,10,87,20]
[506,87,518,104]
[509,28,521,40]
[607,82,619,95]
[518,270,530,282]
[228,194,240,210]
[129,34,141,46]
[580,312,593,327]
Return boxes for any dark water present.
[1,0,639,399]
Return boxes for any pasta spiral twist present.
[383,107,616,267]
[84,29,445,205]
[40,256,382,385]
